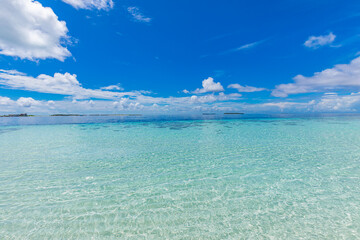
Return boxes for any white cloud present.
[272,56,360,97]
[0,94,310,114]
[220,39,267,55]
[4,91,360,114]
[8,67,360,114]
[100,85,124,91]
[236,40,264,50]
[228,83,266,92]
[190,94,216,103]
[193,77,224,94]
[256,102,309,111]
[0,96,44,113]
[304,32,336,49]
[0,0,71,61]
[127,7,151,23]
[0,96,13,105]
[0,93,241,114]
[17,97,39,108]
[237,42,259,50]
[312,92,360,112]
[62,0,114,10]
[0,69,140,100]
[182,89,190,94]
[0,70,243,113]
[113,98,142,110]
[189,93,241,103]
[135,92,241,107]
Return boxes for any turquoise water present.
[1,116,360,239]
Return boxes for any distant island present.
[0,113,244,117]
[50,114,143,117]
[0,113,144,118]
[0,113,32,117]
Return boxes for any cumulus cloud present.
[127,7,151,23]
[17,97,39,108]
[228,83,266,92]
[304,32,336,49]
[0,69,245,114]
[0,93,239,114]
[190,93,241,103]
[0,69,243,112]
[312,92,360,112]
[272,56,360,97]
[113,98,142,110]
[260,93,360,112]
[0,0,71,61]
[62,0,114,10]
[4,91,360,114]
[0,96,13,105]
[190,95,216,104]
[8,67,360,114]
[256,102,311,111]
[0,69,140,100]
[193,77,224,94]
[0,96,45,113]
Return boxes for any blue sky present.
[1,0,360,114]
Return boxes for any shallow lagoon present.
[0,115,360,239]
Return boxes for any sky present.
[1,0,360,114]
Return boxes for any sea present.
[0,114,359,239]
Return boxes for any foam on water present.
[0,116,360,239]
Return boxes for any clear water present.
[0,116,360,239]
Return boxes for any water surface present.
[0,115,360,239]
